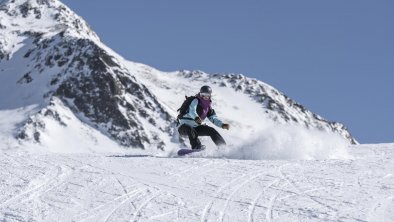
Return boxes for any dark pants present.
[178,124,226,149]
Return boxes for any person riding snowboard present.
[177,85,230,150]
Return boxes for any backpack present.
[176,96,196,122]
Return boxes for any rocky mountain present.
[0,0,357,151]
[0,0,173,149]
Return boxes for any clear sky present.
[61,0,394,144]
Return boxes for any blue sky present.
[62,0,394,144]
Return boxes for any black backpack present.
[176,96,196,122]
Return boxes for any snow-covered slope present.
[0,141,393,221]
[1,0,356,156]
[0,1,392,221]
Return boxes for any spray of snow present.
[164,119,351,160]
[217,124,350,160]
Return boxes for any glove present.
[195,117,202,124]
[222,123,230,130]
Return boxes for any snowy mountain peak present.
[0,0,174,150]
[0,0,99,58]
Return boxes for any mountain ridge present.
[0,0,357,151]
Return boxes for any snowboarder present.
[177,85,230,150]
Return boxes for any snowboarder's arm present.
[207,109,224,128]
[187,99,199,119]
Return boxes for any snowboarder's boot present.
[192,144,206,150]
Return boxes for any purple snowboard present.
[177,148,205,156]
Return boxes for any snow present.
[26,98,126,154]
[0,1,392,220]
[0,0,99,44]
[2,63,391,221]
[1,88,391,221]
[0,140,393,221]
[0,37,54,109]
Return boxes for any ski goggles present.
[200,92,211,98]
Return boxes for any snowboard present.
[177,148,205,156]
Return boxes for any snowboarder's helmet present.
[200,85,212,95]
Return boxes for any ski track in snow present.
[0,144,394,221]
[247,178,282,222]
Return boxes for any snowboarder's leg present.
[195,125,226,146]
[178,124,202,149]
